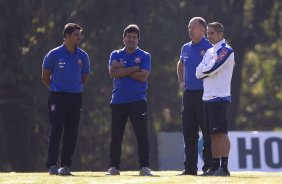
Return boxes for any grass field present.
[0,171,281,184]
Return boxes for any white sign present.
[157,131,282,172]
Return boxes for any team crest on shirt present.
[134,56,141,64]
[77,59,83,66]
[200,49,206,56]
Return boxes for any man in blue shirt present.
[177,17,212,175]
[41,23,90,176]
[106,24,152,176]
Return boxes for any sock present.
[221,157,229,171]
[212,158,220,170]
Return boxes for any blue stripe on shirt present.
[205,96,231,102]
[203,47,233,75]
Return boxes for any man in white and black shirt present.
[196,22,235,177]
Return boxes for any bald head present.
[188,17,206,43]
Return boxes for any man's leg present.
[195,91,212,172]
[46,93,65,169]
[109,104,128,169]
[220,133,230,172]
[208,102,230,175]
[61,94,82,168]
[181,91,199,175]
[221,134,230,157]
[129,100,150,168]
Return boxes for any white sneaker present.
[106,167,120,175]
[139,167,153,176]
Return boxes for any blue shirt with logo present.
[180,37,212,90]
[42,44,90,93]
[109,47,151,104]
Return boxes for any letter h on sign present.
[238,138,261,168]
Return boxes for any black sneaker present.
[213,168,230,177]
[105,167,120,176]
[58,166,72,176]
[199,168,217,176]
[49,165,58,175]
[139,167,153,176]
[176,170,197,176]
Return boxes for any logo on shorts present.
[50,104,56,111]
[212,127,218,131]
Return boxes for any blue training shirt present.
[42,44,90,93]
[109,47,151,104]
[180,37,212,90]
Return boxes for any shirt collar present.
[213,39,226,50]
[122,47,139,55]
[191,37,206,45]
[62,43,79,54]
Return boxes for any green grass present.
[0,171,281,184]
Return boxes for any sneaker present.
[199,168,217,176]
[106,167,120,176]
[176,170,197,176]
[139,167,153,176]
[202,165,212,173]
[49,165,58,175]
[213,168,231,176]
[58,166,72,176]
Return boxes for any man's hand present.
[109,60,140,78]
[41,69,51,89]
[111,59,124,68]
[178,80,185,91]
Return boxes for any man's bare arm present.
[128,69,149,82]
[82,74,89,85]
[177,60,185,91]
[109,61,140,78]
[41,69,51,89]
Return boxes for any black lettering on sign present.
[238,137,260,168]
[265,137,282,168]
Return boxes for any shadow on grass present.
[127,174,161,177]
[231,176,259,179]
[61,174,105,178]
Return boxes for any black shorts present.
[204,101,229,134]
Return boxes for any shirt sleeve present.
[196,47,234,79]
[140,53,151,72]
[109,51,118,66]
[42,51,55,72]
[180,45,185,63]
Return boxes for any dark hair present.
[63,23,82,38]
[190,17,207,29]
[123,24,140,39]
[207,22,224,34]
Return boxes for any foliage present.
[236,0,282,130]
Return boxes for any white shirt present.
[196,39,235,101]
